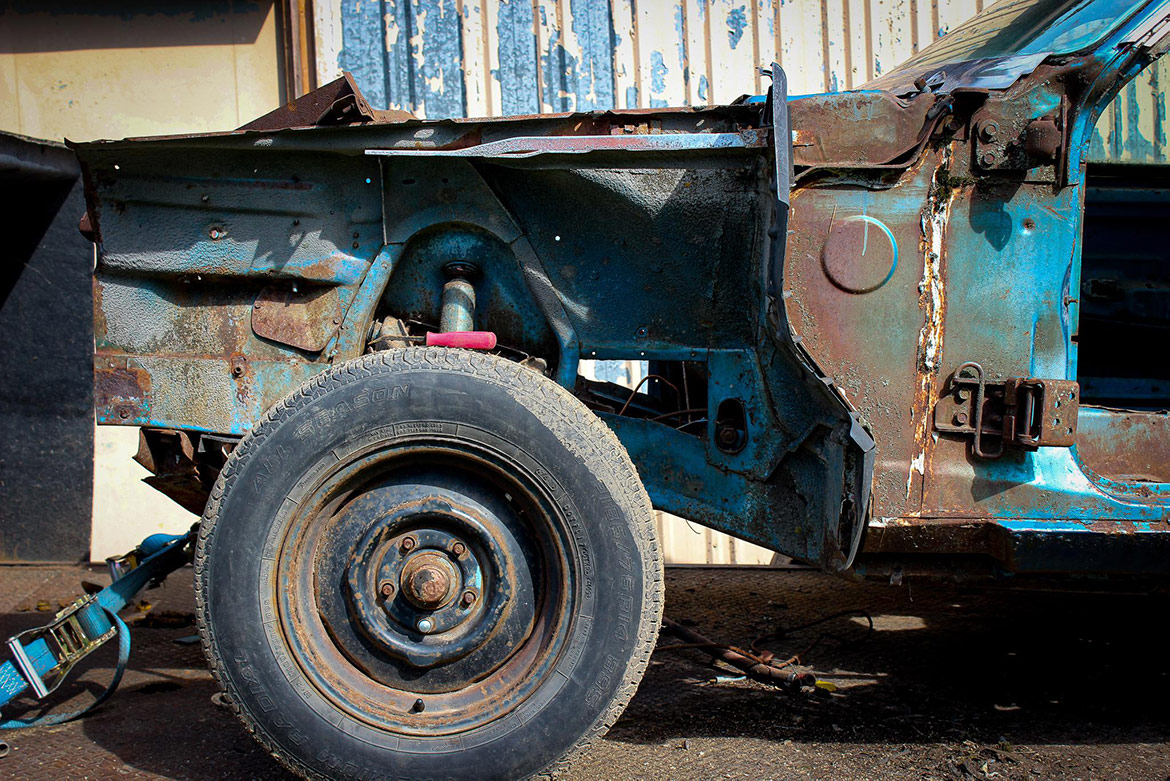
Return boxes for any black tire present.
[194,348,663,780]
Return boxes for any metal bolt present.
[401,536,417,553]
[716,425,739,447]
[981,152,997,168]
[954,412,969,425]
[416,617,434,633]
[979,120,999,141]
[379,581,395,598]
[460,590,477,608]
[118,408,131,420]
[412,698,426,713]
[452,542,466,556]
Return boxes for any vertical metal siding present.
[317,0,985,118]
[315,0,1166,163]
[1087,58,1170,164]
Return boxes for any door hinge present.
[933,361,1080,459]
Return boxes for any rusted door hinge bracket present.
[933,361,1080,459]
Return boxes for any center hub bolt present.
[399,551,460,610]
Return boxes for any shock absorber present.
[427,261,497,349]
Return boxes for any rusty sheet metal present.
[366,129,768,158]
[94,362,152,426]
[251,284,343,352]
[1077,407,1170,484]
[133,428,231,515]
[239,72,408,132]
[785,144,941,522]
[789,92,939,167]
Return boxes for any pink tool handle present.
[425,331,498,350]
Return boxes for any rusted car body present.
[65,1,1170,776]
[78,0,1170,586]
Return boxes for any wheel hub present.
[400,551,459,611]
[324,481,537,680]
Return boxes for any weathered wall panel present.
[317,0,1170,165]
[318,0,990,117]
[1088,57,1170,164]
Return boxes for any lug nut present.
[379,581,395,598]
[416,617,434,633]
[400,535,417,553]
[452,542,466,556]
[460,590,477,608]
[412,698,426,713]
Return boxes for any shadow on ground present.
[1,566,1167,779]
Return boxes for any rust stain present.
[908,148,953,506]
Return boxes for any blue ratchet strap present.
[0,530,193,729]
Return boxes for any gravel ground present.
[1,564,1167,780]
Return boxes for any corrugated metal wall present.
[1089,60,1170,164]
[314,0,989,117]
[314,0,1170,164]
[310,0,1170,562]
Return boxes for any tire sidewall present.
[200,352,651,780]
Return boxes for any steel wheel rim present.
[275,432,576,736]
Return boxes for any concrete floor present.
[1,565,1167,780]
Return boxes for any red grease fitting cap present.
[425,331,498,350]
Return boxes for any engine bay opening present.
[1075,162,1170,484]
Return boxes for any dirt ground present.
[1,564,1167,780]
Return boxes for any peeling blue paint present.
[727,6,747,49]
[569,0,616,110]
[340,0,465,118]
[674,3,688,93]
[1153,66,1166,161]
[1087,124,1108,159]
[698,74,709,102]
[650,50,668,95]
[495,0,540,116]
[1123,80,1156,161]
[340,0,390,109]
[541,30,579,112]
[413,0,466,117]
[625,85,639,108]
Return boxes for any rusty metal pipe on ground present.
[661,618,816,690]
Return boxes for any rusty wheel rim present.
[275,434,574,736]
